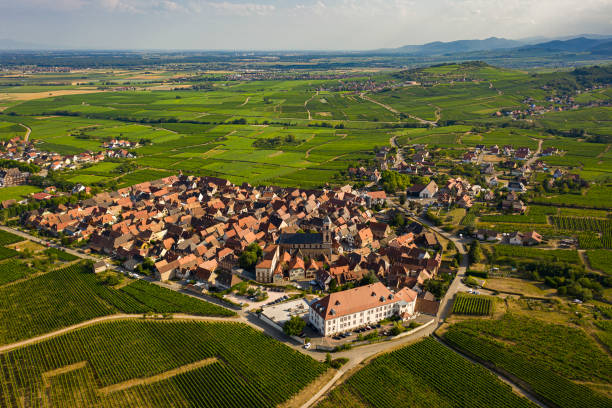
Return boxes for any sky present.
[0,0,611,50]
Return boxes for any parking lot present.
[225,287,297,310]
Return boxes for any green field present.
[444,315,612,408]
[0,63,610,187]
[586,250,612,275]
[0,320,327,408]
[493,245,581,264]
[317,337,536,408]
[0,185,42,201]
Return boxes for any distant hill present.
[518,37,612,53]
[383,37,523,55]
[377,35,612,58]
[590,41,612,55]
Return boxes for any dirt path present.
[0,313,241,353]
[304,91,319,120]
[19,123,31,142]
[305,133,346,159]
[359,92,437,126]
[240,96,250,106]
[596,144,611,158]
[433,336,549,408]
[99,357,218,394]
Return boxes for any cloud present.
[202,1,275,16]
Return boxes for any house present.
[523,230,543,246]
[355,227,374,248]
[407,181,438,199]
[475,229,501,242]
[508,232,524,246]
[366,191,387,207]
[482,163,495,175]
[502,199,526,213]
[0,168,27,187]
[308,282,417,336]
[507,181,526,193]
[541,147,558,156]
[216,269,242,290]
[92,261,108,274]
[369,222,391,240]
[462,151,478,163]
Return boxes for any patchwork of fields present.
[0,64,609,188]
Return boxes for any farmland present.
[0,63,610,189]
[493,245,581,264]
[0,262,234,345]
[443,315,612,408]
[586,250,612,275]
[0,320,327,408]
[316,337,536,408]
[452,293,494,316]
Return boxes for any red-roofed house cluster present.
[25,175,444,297]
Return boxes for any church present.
[277,217,333,258]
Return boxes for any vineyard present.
[0,262,234,345]
[586,250,612,276]
[0,259,32,285]
[452,293,493,316]
[479,214,548,224]
[0,230,24,246]
[443,315,612,408]
[460,212,476,226]
[552,216,612,249]
[0,320,327,407]
[493,245,581,264]
[577,232,612,249]
[317,337,536,408]
[0,245,18,261]
[551,216,611,233]
[44,247,79,261]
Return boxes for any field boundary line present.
[98,357,218,394]
[0,313,242,353]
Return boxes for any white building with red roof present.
[308,282,417,336]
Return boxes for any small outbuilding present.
[92,260,108,274]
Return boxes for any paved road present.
[526,139,544,167]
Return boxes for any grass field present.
[317,337,536,408]
[0,320,327,408]
[0,185,42,201]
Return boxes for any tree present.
[283,315,306,336]
[239,243,262,270]
[468,240,483,264]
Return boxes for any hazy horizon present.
[0,0,611,50]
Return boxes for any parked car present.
[303,342,311,349]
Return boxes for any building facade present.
[308,282,417,336]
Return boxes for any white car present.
[303,342,311,350]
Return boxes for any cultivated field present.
[0,320,327,408]
[316,337,536,408]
